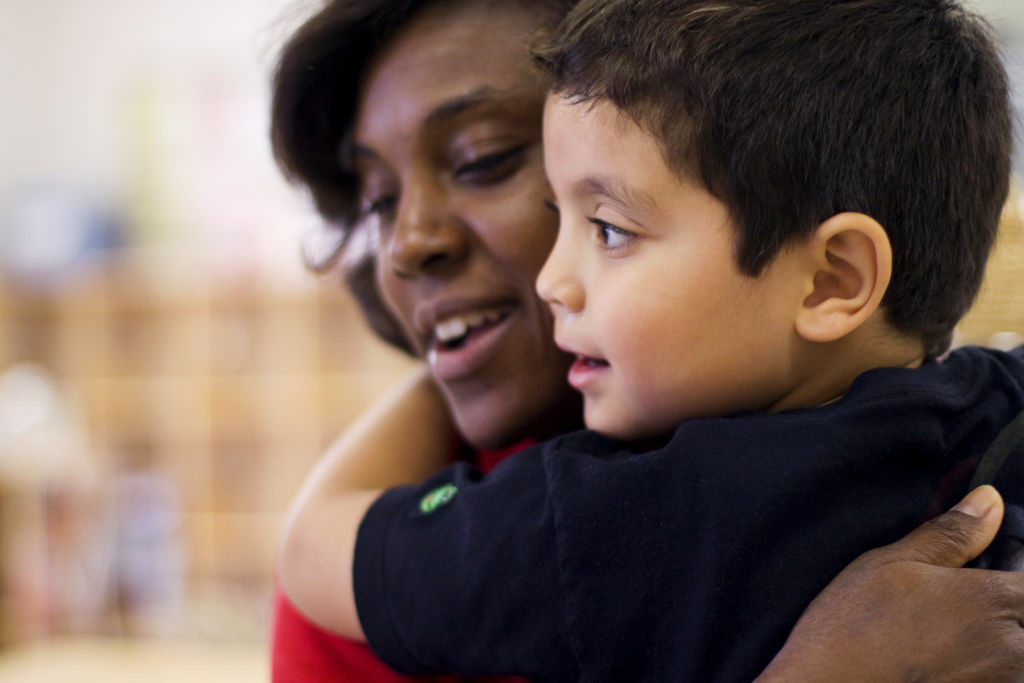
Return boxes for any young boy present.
[280,0,1024,680]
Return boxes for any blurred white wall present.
[0,0,311,198]
[0,0,327,287]
[973,0,1024,37]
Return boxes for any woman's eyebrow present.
[348,86,511,161]
[349,85,540,165]
[422,86,500,128]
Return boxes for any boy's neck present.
[770,320,926,413]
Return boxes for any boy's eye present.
[589,219,635,251]
[543,200,560,215]
[454,145,527,185]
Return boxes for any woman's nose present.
[385,181,468,279]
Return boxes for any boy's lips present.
[567,353,610,391]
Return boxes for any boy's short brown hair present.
[536,0,1012,357]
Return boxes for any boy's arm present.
[278,367,462,640]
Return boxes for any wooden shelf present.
[0,248,417,635]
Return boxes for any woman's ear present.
[795,212,892,343]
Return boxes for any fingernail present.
[952,485,998,518]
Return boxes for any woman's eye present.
[590,219,635,251]
[454,145,526,185]
[362,195,396,218]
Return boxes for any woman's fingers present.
[758,486,1024,682]
[881,484,1005,567]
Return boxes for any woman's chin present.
[449,388,583,452]
[454,411,532,452]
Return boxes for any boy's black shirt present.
[354,345,1024,682]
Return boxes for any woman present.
[269,0,1024,680]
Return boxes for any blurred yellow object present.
[957,183,1024,348]
[0,636,265,683]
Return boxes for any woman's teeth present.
[434,307,507,346]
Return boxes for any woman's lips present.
[567,354,609,391]
[426,308,515,381]
[432,305,511,346]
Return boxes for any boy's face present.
[538,96,808,440]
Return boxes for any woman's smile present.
[422,301,517,381]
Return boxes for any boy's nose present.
[385,182,468,278]
[536,229,584,313]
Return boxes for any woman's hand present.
[759,485,1024,682]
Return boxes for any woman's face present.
[352,1,580,449]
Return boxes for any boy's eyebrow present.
[574,175,659,215]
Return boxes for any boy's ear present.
[795,212,892,343]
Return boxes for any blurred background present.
[0,0,1022,680]
[0,0,418,680]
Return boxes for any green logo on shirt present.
[419,483,458,514]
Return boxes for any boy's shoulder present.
[892,344,1024,405]
[850,343,1024,394]
[804,344,1024,424]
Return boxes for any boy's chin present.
[585,405,670,443]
